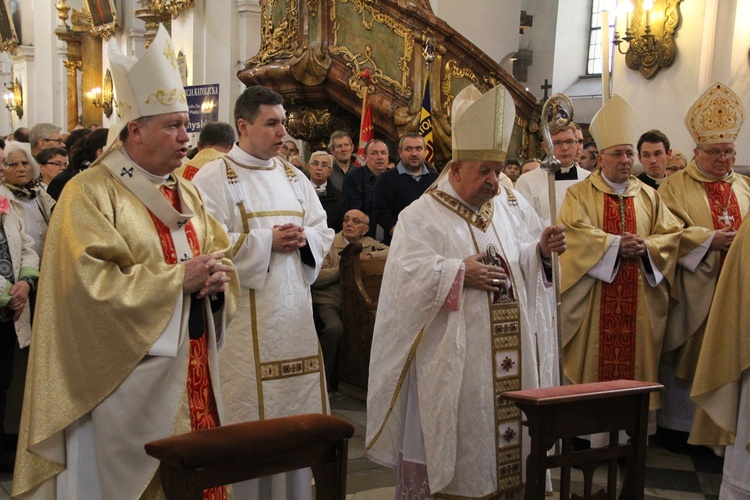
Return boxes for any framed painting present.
[84,0,118,40]
[0,0,18,53]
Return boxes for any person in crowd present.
[175,121,235,180]
[503,157,521,185]
[367,84,564,499]
[309,150,348,232]
[559,95,681,413]
[192,85,333,498]
[657,82,750,452]
[328,130,357,191]
[343,138,389,240]
[288,154,308,176]
[636,129,672,190]
[47,128,108,201]
[35,147,68,190]
[371,133,438,244]
[63,128,91,154]
[29,123,64,157]
[312,209,388,391]
[579,141,598,171]
[521,157,541,175]
[666,151,688,175]
[12,128,29,144]
[12,25,236,499]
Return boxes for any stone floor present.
[0,392,725,499]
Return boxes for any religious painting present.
[0,0,19,54]
[483,244,515,303]
[84,0,118,40]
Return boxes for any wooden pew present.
[337,242,387,400]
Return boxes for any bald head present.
[342,209,370,242]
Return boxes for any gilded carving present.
[245,0,300,67]
[307,0,318,17]
[290,45,332,86]
[330,0,413,99]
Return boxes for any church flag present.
[355,69,373,167]
[419,78,435,164]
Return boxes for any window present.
[587,0,615,75]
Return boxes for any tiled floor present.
[0,392,725,499]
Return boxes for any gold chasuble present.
[13,148,237,499]
[658,161,750,380]
[559,170,681,409]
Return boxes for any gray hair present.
[29,123,62,149]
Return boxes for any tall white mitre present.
[452,83,516,163]
[588,94,638,150]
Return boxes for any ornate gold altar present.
[238,0,543,166]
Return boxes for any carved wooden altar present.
[238,0,542,166]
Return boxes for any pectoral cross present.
[718,211,735,227]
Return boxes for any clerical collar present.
[555,165,578,181]
[601,172,629,194]
[397,162,429,179]
[696,161,730,180]
[230,143,275,167]
[443,179,481,212]
[645,173,667,185]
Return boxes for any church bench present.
[337,242,387,400]
[144,413,355,499]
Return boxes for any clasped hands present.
[183,252,233,298]
[272,223,307,253]
[619,232,646,259]
[8,280,31,321]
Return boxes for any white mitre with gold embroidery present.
[452,84,516,163]
[589,94,638,151]
[685,81,744,146]
[108,25,188,123]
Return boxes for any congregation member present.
[689,217,750,498]
[342,138,389,240]
[12,128,29,144]
[29,123,64,157]
[13,26,236,499]
[35,147,68,190]
[657,82,750,449]
[328,130,357,191]
[47,128,108,201]
[280,139,299,159]
[175,121,235,180]
[636,129,672,190]
[371,133,438,244]
[559,95,681,412]
[2,143,55,261]
[579,141,598,171]
[312,209,388,392]
[367,84,564,499]
[503,157,522,185]
[193,85,333,498]
[666,151,688,175]
[309,150,348,232]
[515,121,590,226]
[0,165,39,474]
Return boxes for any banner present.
[355,70,373,167]
[419,78,435,164]
[185,83,220,133]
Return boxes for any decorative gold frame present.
[101,69,114,117]
[83,0,119,40]
[150,0,195,18]
[329,0,413,100]
[440,59,501,117]
[5,77,23,119]
[245,0,300,67]
[0,0,19,54]
[614,0,683,79]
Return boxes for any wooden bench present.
[144,414,355,499]
[502,380,663,500]
[337,242,387,400]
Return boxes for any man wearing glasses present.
[559,95,682,420]
[515,121,590,226]
[656,82,750,453]
[28,123,64,157]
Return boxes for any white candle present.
[602,8,611,104]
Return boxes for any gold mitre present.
[685,82,744,146]
[589,94,638,151]
[108,25,188,124]
[452,84,515,163]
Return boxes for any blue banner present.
[185,83,220,133]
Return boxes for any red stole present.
[182,165,200,181]
[598,194,638,381]
[704,181,742,267]
[149,185,226,500]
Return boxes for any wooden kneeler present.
[144,413,355,499]
[502,380,663,500]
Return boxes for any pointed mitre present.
[685,82,744,146]
[589,94,638,151]
[108,25,188,124]
[452,84,516,162]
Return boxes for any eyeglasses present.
[310,160,331,168]
[601,150,637,160]
[576,139,584,145]
[343,216,368,225]
[699,148,736,160]
[45,161,68,168]
[552,139,577,148]
[43,137,64,144]
[3,160,30,169]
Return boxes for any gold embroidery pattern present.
[145,88,187,107]
[260,355,321,381]
[430,190,494,232]
[164,39,178,69]
[116,100,132,119]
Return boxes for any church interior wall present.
[522,0,558,101]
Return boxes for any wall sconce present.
[613,0,684,79]
[86,69,115,118]
[3,78,23,119]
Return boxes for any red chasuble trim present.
[598,195,638,381]
[704,181,743,268]
[149,185,226,500]
[182,164,200,181]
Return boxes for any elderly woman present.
[35,147,68,190]
[0,170,39,472]
[3,142,55,261]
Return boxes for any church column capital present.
[236,0,261,16]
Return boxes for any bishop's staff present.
[539,93,574,385]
